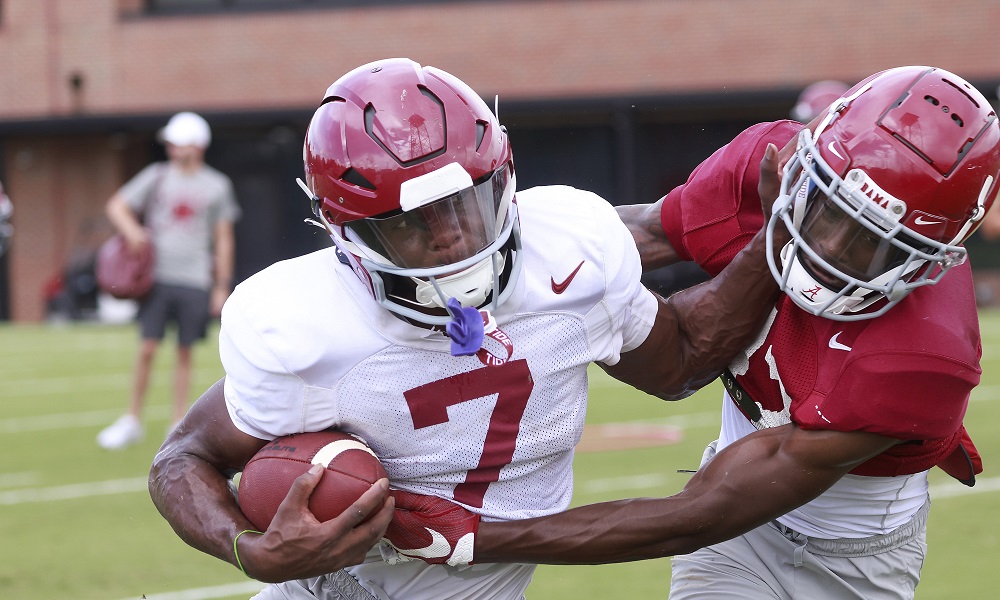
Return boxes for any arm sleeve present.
[118,163,166,214]
[803,352,980,478]
[219,289,308,440]
[583,193,659,365]
[800,352,978,440]
[659,120,801,276]
[216,176,242,223]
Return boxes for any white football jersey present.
[220,185,659,600]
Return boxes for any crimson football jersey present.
[660,120,983,483]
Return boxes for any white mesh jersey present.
[220,185,659,600]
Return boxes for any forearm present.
[149,447,254,569]
[213,222,236,289]
[148,378,259,572]
[106,194,146,240]
[606,144,790,398]
[474,426,895,565]
[151,378,393,583]
[474,448,763,564]
[606,226,783,399]
[477,496,702,564]
[664,227,782,388]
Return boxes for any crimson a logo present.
[802,285,823,301]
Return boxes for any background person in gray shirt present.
[98,111,241,450]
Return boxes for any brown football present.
[237,430,387,531]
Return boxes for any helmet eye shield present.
[344,163,513,270]
[786,145,943,283]
[799,192,913,284]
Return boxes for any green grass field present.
[1,310,998,599]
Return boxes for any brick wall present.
[1,0,998,119]
[2,0,999,320]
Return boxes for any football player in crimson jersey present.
[385,66,999,599]
[149,58,787,600]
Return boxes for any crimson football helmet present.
[299,58,520,325]
[790,80,851,123]
[767,66,1000,320]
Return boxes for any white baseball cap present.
[159,111,211,148]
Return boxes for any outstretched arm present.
[149,378,393,582]
[474,424,898,564]
[603,143,788,399]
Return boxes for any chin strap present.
[949,175,993,245]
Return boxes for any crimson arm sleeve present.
[661,121,801,276]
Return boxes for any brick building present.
[1,0,999,321]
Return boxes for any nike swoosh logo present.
[399,528,451,560]
[551,260,586,294]
[828,332,852,352]
[914,216,942,226]
[827,141,844,160]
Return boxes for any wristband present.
[233,529,263,577]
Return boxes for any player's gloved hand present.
[379,489,479,567]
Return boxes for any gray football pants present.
[670,443,928,599]
[252,570,388,600]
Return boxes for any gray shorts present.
[252,570,388,600]
[138,283,210,346]
[670,442,928,599]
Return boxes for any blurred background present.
[3,2,1000,599]
[2,0,1000,323]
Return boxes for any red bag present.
[95,234,155,299]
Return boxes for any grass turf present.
[0,310,997,599]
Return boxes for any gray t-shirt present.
[119,162,241,290]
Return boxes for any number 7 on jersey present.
[402,359,533,507]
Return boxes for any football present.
[237,430,387,531]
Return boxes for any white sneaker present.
[97,414,144,450]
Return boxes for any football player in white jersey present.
[149,58,786,600]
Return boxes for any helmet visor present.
[798,189,913,286]
[345,164,512,270]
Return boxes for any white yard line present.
[580,473,671,494]
[0,471,40,489]
[0,368,223,398]
[970,384,1000,401]
[929,476,1000,499]
[0,407,168,433]
[114,581,266,600]
[0,477,149,505]
[6,465,993,507]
